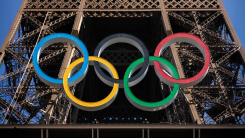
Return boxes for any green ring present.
[123,56,180,109]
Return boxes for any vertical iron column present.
[45,1,85,123]
[159,1,201,124]
[71,0,85,37]
[45,44,74,123]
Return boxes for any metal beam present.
[1,124,245,129]
[159,0,172,36]
[0,0,27,67]
[71,78,86,123]
[160,2,201,124]
[23,9,79,12]
[170,44,202,124]
[10,12,76,46]
[2,11,52,124]
[83,9,161,11]
[45,44,74,123]
[218,0,245,64]
[166,9,222,12]
[71,0,85,37]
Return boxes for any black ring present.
[94,33,149,88]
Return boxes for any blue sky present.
[0,0,244,75]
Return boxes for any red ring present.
[154,33,210,84]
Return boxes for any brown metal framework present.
[0,0,244,127]
[0,124,245,138]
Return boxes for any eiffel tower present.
[0,0,244,137]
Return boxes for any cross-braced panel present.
[83,11,157,18]
[25,0,82,9]
[84,0,160,9]
[0,10,78,124]
[164,0,220,9]
[167,9,245,124]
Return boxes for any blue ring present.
[33,33,89,88]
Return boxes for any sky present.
[0,0,244,75]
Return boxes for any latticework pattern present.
[84,0,160,9]
[25,0,82,9]
[164,0,220,9]
[83,11,156,17]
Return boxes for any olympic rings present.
[63,56,119,111]
[154,33,210,88]
[33,33,89,88]
[124,56,180,111]
[94,33,149,88]
[33,32,210,111]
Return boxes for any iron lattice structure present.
[0,0,245,125]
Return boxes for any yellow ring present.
[63,56,119,109]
